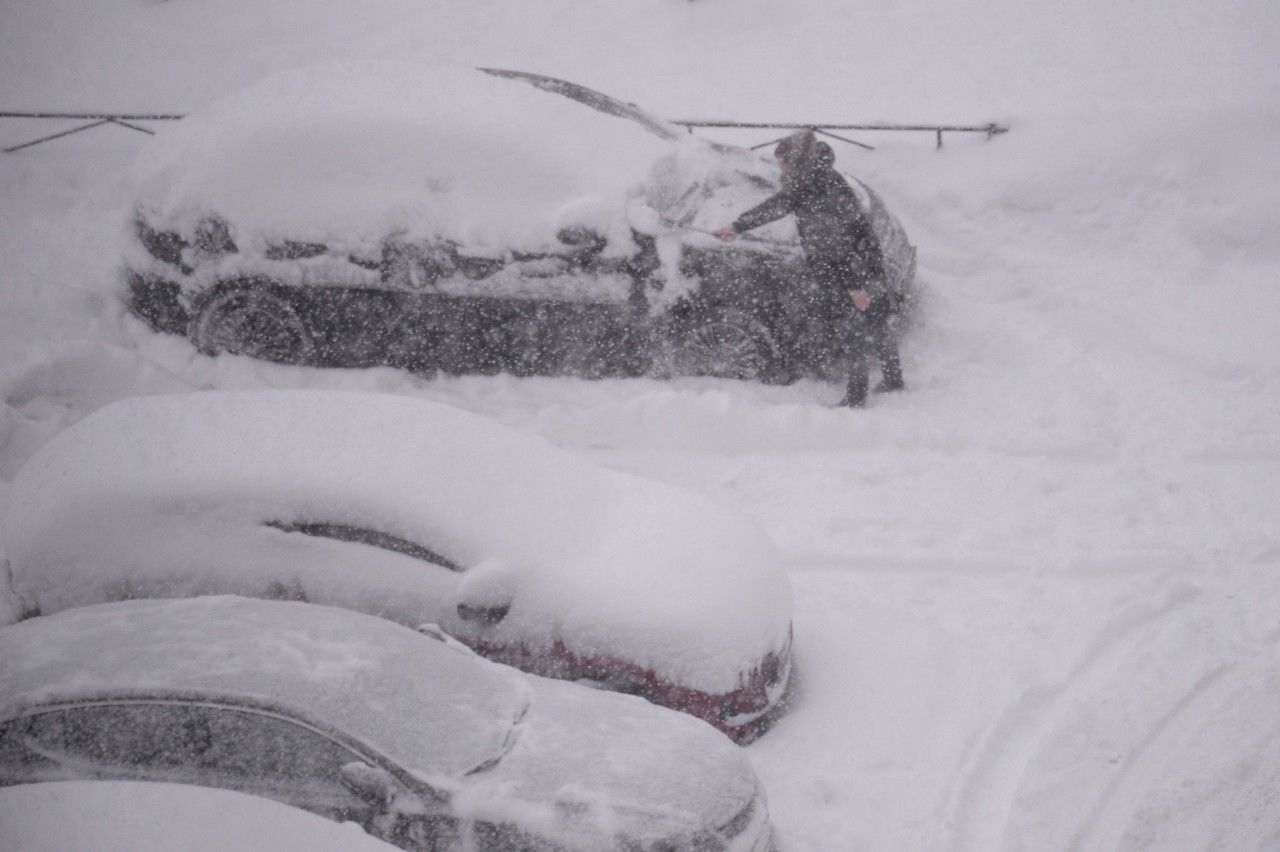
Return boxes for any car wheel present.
[189,283,315,365]
[660,307,786,382]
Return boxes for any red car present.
[5,389,794,741]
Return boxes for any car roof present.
[0,596,530,780]
[130,61,680,253]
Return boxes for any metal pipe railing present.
[673,120,1009,150]
[1,112,184,153]
[2,111,1008,154]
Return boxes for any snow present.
[0,781,396,852]
[0,597,770,849]
[5,389,791,695]
[133,61,678,255]
[0,596,529,779]
[2,0,1279,849]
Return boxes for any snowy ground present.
[3,1,1279,849]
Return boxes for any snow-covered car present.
[0,596,779,851]
[4,389,793,743]
[0,781,399,852]
[124,61,915,382]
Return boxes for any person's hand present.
[712,227,738,242]
[850,289,871,311]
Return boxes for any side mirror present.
[455,602,510,625]
[449,559,515,628]
[339,762,398,807]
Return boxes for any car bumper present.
[460,629,794,744]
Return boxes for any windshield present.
[478,68,682,142]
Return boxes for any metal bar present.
[749,134,790,151]
[2,113,1008,135]
[673,120,1008,133]
[3,119,111,153]
[813,127,874,152]
[106,117,157,136]
[0,112,185,120]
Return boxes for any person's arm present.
[714,190,794,241]
[732,190,795,234]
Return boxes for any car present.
[123,61,916,382]
[0,596,779,851]
[0,781,399,851]
[4,389,794,743]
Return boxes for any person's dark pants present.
[840,299,902,406]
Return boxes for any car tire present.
[188,281,315,365]
[657,307,788,383]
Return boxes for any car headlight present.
[716,795,757,839]
[136,213,186,267]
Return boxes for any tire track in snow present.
[1069,620,1280,849]
[945,579,1203,850]
[1067,664,1232,849]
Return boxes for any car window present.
[7,703,379,819]
[17,704,200,774]
[0,717,58,781]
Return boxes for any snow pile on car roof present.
[133,62,678,255]
[5,390,791,694]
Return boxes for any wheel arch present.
[187,275,316,364]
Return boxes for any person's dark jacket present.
[732,143,889,310]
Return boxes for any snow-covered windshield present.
[625,138,799,255]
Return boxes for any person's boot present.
[873,351,905,393]
[838,371,868,408]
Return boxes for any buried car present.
[0,596,779,851]
[124,61,915,382]
[0,781,400,851]
[3,389,794,742]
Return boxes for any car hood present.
[454,674,762,847]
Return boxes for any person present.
[713,128,904,407]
